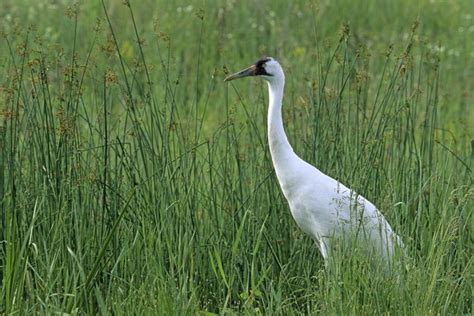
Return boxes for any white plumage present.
[225,57,403,265]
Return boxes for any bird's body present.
[225,57,403,265]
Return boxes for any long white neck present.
[267,78,299,181]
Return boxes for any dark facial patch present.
[253,57,272,76]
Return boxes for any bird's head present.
[224,57,284,83]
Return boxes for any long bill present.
[224,65,256,82]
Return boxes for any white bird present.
[225,57,403,266]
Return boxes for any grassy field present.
[0,0,472,314]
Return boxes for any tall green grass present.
[1,0,472,314]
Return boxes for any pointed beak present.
[224,65,256,82]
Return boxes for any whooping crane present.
[225,57,403,266]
